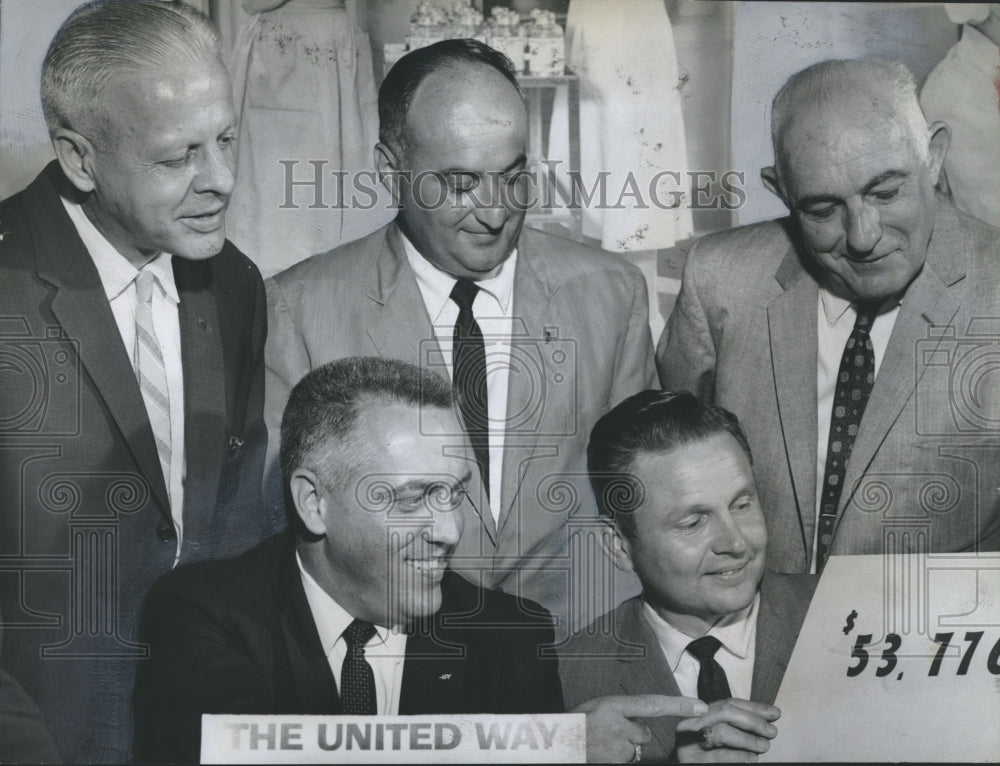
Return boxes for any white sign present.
[764,553,1000,762]
[200,714,586,764]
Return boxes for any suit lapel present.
[613,600,683,757]
[276,542,341,713]
[836,217,964,522]
[399,574,469,713]
[173,259,227,542]
[28,167,170,515]
[496,236,559,534]
[751,573,796,705]
[766,250,819,551]
[365,224,438,367]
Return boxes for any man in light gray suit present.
[561,391,816,762]
[658,58,1000,574]
[265,39,655,631]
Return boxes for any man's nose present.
[194,143,236,197]
[428,505,463,548]
[472,176,508,230]
[845,201,881,255]
[711,511,748,557]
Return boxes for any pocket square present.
[438,673,452,680]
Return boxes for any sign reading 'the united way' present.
[763,553,1000,762]
[200,714,586,764]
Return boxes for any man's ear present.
[925,121,951,187]
[760,165,788,207]
[289,468,328,537]
[51,127,99,194]
[599,517,636,573]
[374,142,403,203]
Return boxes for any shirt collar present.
[400,230,517,317]
[61,195,178,304]
[296,551,393,656]
[642,593,760,672]
[818,286,902,327]
[818,286,854,327]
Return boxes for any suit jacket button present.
[156,522,176,542]
[228,435,244,456]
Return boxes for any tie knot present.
[136,269,157,304]
[853,303,879,332]
[687,635,724,662]
[450,278,480,312]
[343,619,377,649]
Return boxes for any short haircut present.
[770,58,931,181]
[280,357,454,500]
[587,390,753,539]
[378,38,522,163]
[41,0,223,140]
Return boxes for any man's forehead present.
[405,65,526,138]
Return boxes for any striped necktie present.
[135,269,172,492]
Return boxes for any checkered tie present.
[687,636,732,703]
[134,269,171,491]
[341,619,378,714]
[816,305,878,572]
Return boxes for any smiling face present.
[304,402,469,627]
[386,63,528,279]
[80,57,237,266]
[768,89,946,303]
[616,434,767,637]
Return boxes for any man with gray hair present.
[0,1,282,761]
[657,58,1000,574]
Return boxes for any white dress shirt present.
[61,197,186,560]
[642,595,759,701]
[402,233,517,525]
[813,288,899,572]
[297,553,407,714]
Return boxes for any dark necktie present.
[341,619,377,714]
[687,635,732,703]
[816,305,878,572]
[450,278,490,497]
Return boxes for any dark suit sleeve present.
[486,594,565,714]
[656,236,718,399]
[132,575,273,765]
[217,254,286,556]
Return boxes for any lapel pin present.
[197,317,210,331]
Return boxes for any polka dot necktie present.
[817,305,879,572]
[450,278,490,497]
[340,619,377,715]
[687,636,732,703]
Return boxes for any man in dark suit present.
[657,58,1000,574]
[0,2,282,761]
[264,39,656,633]
[561,391,817,762]
[132,357,564,763]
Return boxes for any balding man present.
[657,58,1000,574]
[264,39,655,630]
[0,1,282,760]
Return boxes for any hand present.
[572,694,707,763]
[674,698,780,762]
